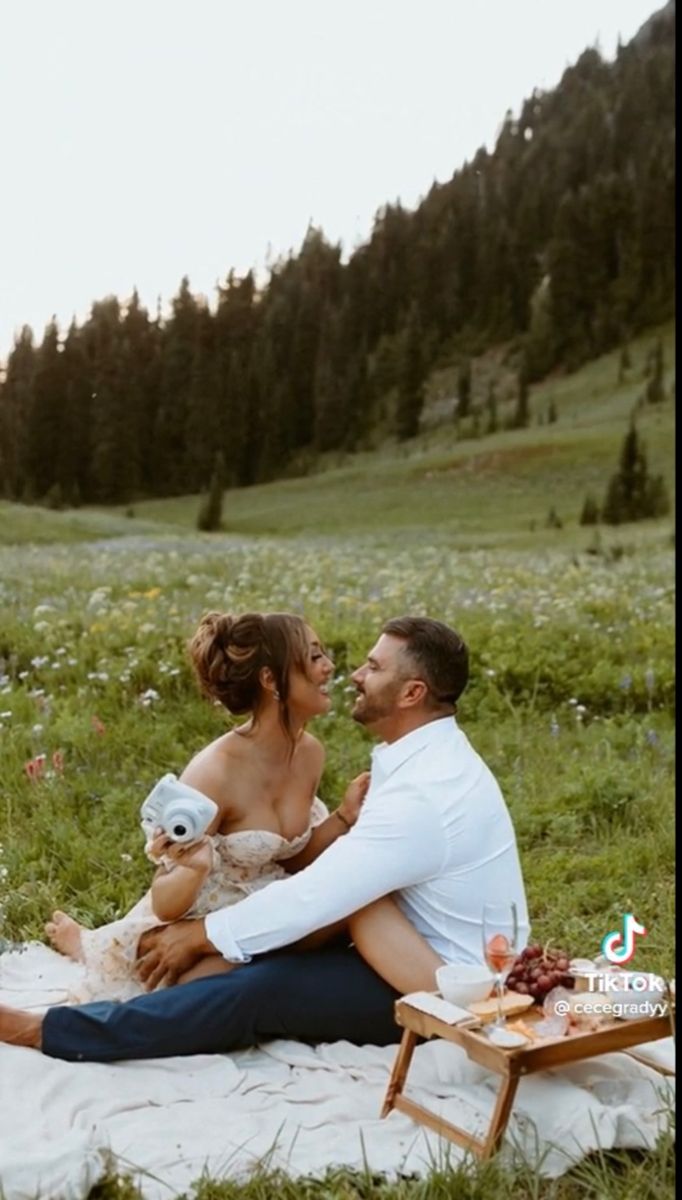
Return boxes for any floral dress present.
[70,794,329,1003]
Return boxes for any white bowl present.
[436,963,494,1007]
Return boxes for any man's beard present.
[351,682,401,726]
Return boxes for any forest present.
[0,1,674,506]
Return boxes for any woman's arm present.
[149,836,213,922]
[285,772,370,872]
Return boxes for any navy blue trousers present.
[42,946,400,1062]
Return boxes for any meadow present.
[0,329,676,1198]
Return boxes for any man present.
[0,616,529,1059]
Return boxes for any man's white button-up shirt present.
[205,716,529,965]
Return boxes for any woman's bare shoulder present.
[179,731,245,806]
[298,732,325,771]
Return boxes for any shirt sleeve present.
[204,783,447,962]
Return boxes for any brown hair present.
[188,611,311,746]
[382,616,469,712]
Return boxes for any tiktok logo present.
[601,913,647,965]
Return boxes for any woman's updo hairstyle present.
[188,611,311,747]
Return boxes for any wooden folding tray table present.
[381,997,674,1160]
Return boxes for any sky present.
[0,0,663,362]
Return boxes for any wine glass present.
[481,901,519,1040]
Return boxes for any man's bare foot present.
[0,1004,43,1048]
[44,911,84,961]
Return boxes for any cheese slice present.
[467,992,535,1022]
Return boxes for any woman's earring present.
[274,690,280,701]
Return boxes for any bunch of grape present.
[506,944,574,1002]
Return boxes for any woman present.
[46,610,443,1000]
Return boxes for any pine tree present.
[486,382,498,434]
[197,451,225,531]
[26,320,66,500]
[601,421,670,523]
[645,338,665,404]
[395,307,425,441]
[456,359,472,420]
[579,493,600,525]
[512,360,530,429]
[0,326,36,498]
[44,481,64,510]
[154,277,202,494]
[618,343,632,383]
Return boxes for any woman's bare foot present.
[0,1004,43,1048]
[44,911,84,962]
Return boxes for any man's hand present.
[136,919,216,990]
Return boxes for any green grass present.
[89,1128,676,1198]
[0,501,184,545]
[0,325,676,1198]
[100,320,673,543]
[2,321,673,549]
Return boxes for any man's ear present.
[399,679,429,708]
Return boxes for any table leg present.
[482,1070,520,1158]
[381,1028,417,1117]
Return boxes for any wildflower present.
[32,724,44,736]
[550,717,560,737]
[139,688,160,708]
[120,853,132,863]
[645,668,655,694]
[620,675,632,692]
[52,750,65,773]
[24,754,47,781]
[645,730,659,747]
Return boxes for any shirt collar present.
[370,716,456,785]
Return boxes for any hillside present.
[2,321,674,548]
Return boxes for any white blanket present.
[0,944,675,1200]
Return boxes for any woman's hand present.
[148,832,213,878]
[148,835,213,922]
[337,770,371,827]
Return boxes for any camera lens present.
[171,821,189,839]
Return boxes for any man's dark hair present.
[382,616,469,710]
